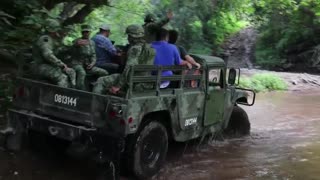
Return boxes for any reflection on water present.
[0,91,320,180]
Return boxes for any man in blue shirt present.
[92,24,120,74]
[151,28,191,88]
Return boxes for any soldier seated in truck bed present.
[30,19,76,88]
[93,24,155,95]
[69,25,108,91]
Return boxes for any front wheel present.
[225,106,251,137]
[130,121,168,179]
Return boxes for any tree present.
[0,0,112,64]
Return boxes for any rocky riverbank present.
[241,68,320,92]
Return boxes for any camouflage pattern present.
[92,42,156,94]
[72,64,86,90]
[71,38,97,66]
[126,24,144,38]
[32,35,76,87]
[71,38,108,90]
[143,16,170,43]
[93,25,155,94]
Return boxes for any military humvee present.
[0,55,255,179]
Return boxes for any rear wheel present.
[129,121,168,179]
[225,106,250,137]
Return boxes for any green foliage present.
[254,0,320,66]
[254,46,283,67]
[156,0,253,53]
[65,0,153,45]
[239,73,288,92]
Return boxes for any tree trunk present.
[62,4,93,25]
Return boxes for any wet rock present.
[291,80,298,85]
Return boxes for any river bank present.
[241,68,320,92]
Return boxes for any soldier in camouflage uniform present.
[143,10,174,43]
[32,19,76,88]
[71,25,108,90]
[93,24,155,95]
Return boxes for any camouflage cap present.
[81,24,91,32]
[125,24,144,38]
[45,19,61,32]
[144,13,156,22]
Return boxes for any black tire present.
[129,121,168,179]
[225,106,251,137]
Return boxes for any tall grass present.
[239,73,288,92]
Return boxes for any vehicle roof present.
[194,54,225,67]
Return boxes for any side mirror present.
[228,68,237,85]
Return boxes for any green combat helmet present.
[81,24,91,32]
[144,13,156,23]
[125,24,144,38]
[45,19,61,32]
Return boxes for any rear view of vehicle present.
[1,77,128,178]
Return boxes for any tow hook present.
[48,126,60,136]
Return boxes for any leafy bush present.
[254,0,320,67]
[239,73,288,92]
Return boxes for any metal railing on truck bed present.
[126,65,205,98]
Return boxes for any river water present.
[0,90,320,180]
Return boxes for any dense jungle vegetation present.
[0,0,320,70]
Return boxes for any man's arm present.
[88,40,97,68]
[179,46,200,69]
[173,46,191,69]
[38,37,66,68]
[117,46,142,87]
[102,37,117,56]
[155,10,173,28]
[185,55,201,69]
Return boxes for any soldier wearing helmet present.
[31,18,76,88]
[143,10,174,43]
[93,24,155,95]
[69,24,108,90]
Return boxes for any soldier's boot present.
[65,68,76,88]
[57,74,69,88]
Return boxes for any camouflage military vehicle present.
[0,55,255,179]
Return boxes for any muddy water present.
[155,90,320,180]
[1,91,320,180]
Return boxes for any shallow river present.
[1,90,320,180]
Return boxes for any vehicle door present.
[204,67,225,126]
